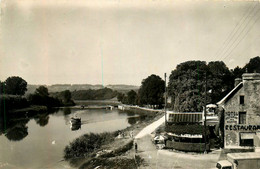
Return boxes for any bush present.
[64,132,115,160]
[0,95,29,111]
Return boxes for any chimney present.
[242,73,260,82]
[234,78,242,87]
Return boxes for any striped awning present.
[168,112,202,123]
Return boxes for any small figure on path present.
[135,142,138,153]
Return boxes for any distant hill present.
[26,84,139,95]
[106,84,139,93]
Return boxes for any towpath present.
[135,115,165,139]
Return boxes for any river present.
[0,107,142,169]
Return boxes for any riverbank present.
[65,106,164,169]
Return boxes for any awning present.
[167,132,203,138]
[167,113,202,123]
[241,133,255,139]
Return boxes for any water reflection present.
[63,107,72,115]
[0,108,59,141]
[70,124,81,131]
[34,114,50,127]
[4,119,29,141]
[0,107,145,169]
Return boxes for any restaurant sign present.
[225,124,260,131]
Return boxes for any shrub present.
[64,132,115,160]
[0,95,29,112]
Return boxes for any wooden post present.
[204,72,207,154]
[164,73,167,126]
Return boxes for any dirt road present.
[135,115,165,139]
[133,114,222,169]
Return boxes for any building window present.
[240,95,244,105]
[240,133,255,147]
[239,112,246,124]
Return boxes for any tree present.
[231,66,244,79]
[168,60,235,112]
[4,76,27,95]
[127,90,137,105]
[231,56,260,79]
[28,86,62,107]
[35,86,49,97]
[117,93,125,103]
[0,81,4,95]
[207,61,234,103]
[138,74,165,107]
[168,61,208,112]
[61,90,72,103]
[244,56,260,73]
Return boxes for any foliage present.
[138,74,165,107]
[231,56,260,78]
[168,61,234,111]
[71,88,118,100]
[244,56,260,73]
[35,86,49,97]
[207,61,234,103]
[231,66,244,79]
[64,132,115,160]
[127,90,137,105]
[0,81,4,95]
[51,90,75,106]
[168,61,208,112]
[117,92,125,102]
[28,86,62,107]
[4,76,27,95]
[117,90,138,105]
[0,95,29,111]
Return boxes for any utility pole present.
[204,72,207,154]
[164,73,167,126]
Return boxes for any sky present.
[1,0,260,86]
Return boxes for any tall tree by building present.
[168,61,208,112]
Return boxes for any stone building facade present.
[217,73,260,149]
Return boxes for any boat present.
[70,117,81,125]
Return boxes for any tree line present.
[1,56,259,112]
[118,56,260,111]
[168,56,260,112]
[0,76,75,112]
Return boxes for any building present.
[165,111,211,152]
[217,73,260,149]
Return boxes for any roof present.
[227,152,260,160]
[217,82,243,105]
[167,112,202,123]
[154,135,166,141]
[217,160,232,167]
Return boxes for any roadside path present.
[135,115,165,139]
[133,114,222,169]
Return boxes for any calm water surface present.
[0,108,141,169]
